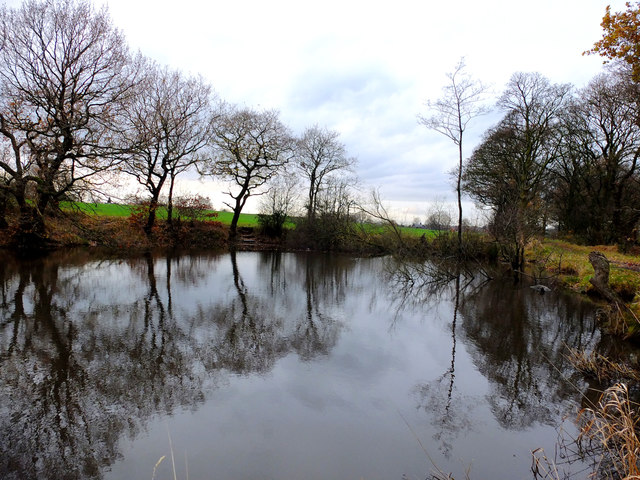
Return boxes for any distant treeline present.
[461,70,640,270]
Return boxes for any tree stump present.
[588,251,638,334]
[589,251,610,292]
[589,251,627,306]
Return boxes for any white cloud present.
[98,0,629,219]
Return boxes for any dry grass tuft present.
[152,455,166,480]
[566,347,640,383]
[577,383,640,479]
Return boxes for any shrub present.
[257,211,287,237]
[127,197,155,230]
[288,213,355,251]
[173,195,217,223]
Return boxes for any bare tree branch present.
[202,105,294,238]
[419,58,489,253]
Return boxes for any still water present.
[0,249,607,479]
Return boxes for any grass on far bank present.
[63,202,261,227]
[58,202,640,295]
[398,225,441,237]
[64,201,443,236]
[64,201,133,217]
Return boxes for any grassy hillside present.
[211,211,260,227]
[63,202,261,227]
[63,202,134,217]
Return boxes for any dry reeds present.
[531,447,564,480]
[565,347,640,383]
[597,303,640,338]
[532,350,640,480]
[577,383,640,479]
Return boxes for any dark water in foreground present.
[0,249,611,479]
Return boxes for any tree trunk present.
[144,176,167,236]
[588,250,637,333]
[307,179,317,222]
[229,188,250,240]
[230,197,245,240]
[12,205,47,250]
[0,196,8,230]
[144,200,158,237]
[457,141,463,255]
[229,210,240,239]
[511,244,525,275]
[167,173,176,226]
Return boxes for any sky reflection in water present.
[0,250,605,480]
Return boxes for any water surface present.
[0,250,607,479]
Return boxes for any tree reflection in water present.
[460,279,602,430]
[386,257,603,460]
[386,260,485,458]
[412,273,476,459]
[0,250,615,480]
[0,250,343,480]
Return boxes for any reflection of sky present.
[98,253,596,480]
[0,250,600,479]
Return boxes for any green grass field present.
[64,202,442,235]
[211,211,260,227]
[359,223,439,237]
[63,202,261,226]
[64,202,134,217]
[399,226,440,237]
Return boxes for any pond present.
[0,249,612,479]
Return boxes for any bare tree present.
[259,171,299,218]
[463,72,570,271]
[204,106,294,238]
[303,174,359,250]
[296,125,356,222]
[257,171,299,237]
[121,62,215,235]
[0,0,136,244]
[425,198,453,231]
[552,72,640,244]
[419,58,489,252]
[359,188,404,247]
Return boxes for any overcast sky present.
[8,0,630,220]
